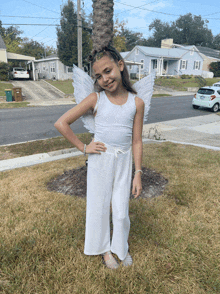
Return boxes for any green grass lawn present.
[0,81,14,97]
[46,79,74,95]
[154,77,220,91]
[0,142,219,293]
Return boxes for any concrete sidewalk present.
[1,114,220,172]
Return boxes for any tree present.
[0,24,23,53]
[20,39,56,59]
[174,14,213,47]
[112,19,149,52]
[92,0,114,52]
[120,28,146,51]
[148,13,213,48]
[113,19,126,52]
[213,34,220,51]
[209,62,220,77]
[0,20,5,37]
[57,0,91,66]
[148,19,174,47]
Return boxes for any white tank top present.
[94,91,136,148]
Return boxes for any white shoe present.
[122,252,133,266]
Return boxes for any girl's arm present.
[54,93,106,154]
[132,97,145,198]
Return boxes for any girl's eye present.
[96,76,101,80]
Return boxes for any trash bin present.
[5,89,13,102]
[13,87,22,102]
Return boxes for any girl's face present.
[92,55,124,93]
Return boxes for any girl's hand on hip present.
[132,174,142,198]
[86,139,107,154]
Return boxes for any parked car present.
[192,86,220,112]
[212,81,220,87]
[10,67,29,79]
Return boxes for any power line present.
[203,11,220,17]
[0,15,59,19]
[22,0,60,15]
[2,24,60,26]
[115,0,159,17]
[115,0,220,19]
[114,0,180,16]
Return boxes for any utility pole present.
[77,0,82,69]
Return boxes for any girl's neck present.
[104,85,128,100]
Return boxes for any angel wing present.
[72,65,95,133]
[133,73,155,123]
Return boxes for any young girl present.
[54,46,144,269]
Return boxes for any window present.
[135,48,139,55]
[198,88,214,95]
[194,61,200,70]
[50,63,56,73]
[141,59,144,69]
[67,67,73,73]
[180,60,187,70]
[129,65,132,70]
[42,64,46,71]
[152,59,157,69]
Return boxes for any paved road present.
[0,95,211,146]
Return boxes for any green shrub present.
[0,62,10,81]
[181,74,192,79]
[209,62,220,77]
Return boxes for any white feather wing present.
[133,73,155,123]
[72,65,95,133]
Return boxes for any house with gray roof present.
[163,39,219,75]
[193,46,220,72]
[31,54,74,81]
[123,44,207,78]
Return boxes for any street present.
[0,95,211,146]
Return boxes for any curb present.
[1,138,220,172]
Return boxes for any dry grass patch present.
[0,142,220,293]
[0,134,93,160]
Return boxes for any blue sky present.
[0,0,219,49]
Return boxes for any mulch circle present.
[47,163,168,199]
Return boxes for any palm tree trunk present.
[92,0,114,52]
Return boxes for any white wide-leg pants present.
[84,142,132,261]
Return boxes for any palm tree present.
[92,0,114,52]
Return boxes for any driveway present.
[12,80,74,106]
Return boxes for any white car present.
[192,86,220,112]
[212,81,220,87]
[11,67,29,79]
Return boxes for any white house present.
[30,54,74,81]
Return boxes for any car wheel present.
[193,105,199,109]
[211,103,219,113]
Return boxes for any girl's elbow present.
[54,120,63,130]
[54,121,59,129]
